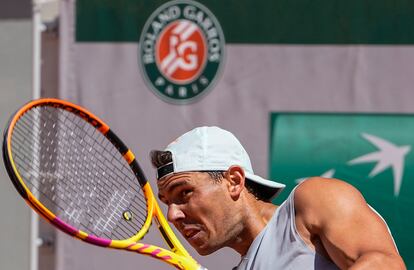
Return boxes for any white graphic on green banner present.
[270,113,413,268]
[348,133,411,197]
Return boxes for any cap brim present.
[245,173,285,200]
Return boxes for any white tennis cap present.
[156,126,285,200]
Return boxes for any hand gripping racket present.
[2,98,206,270]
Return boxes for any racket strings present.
[16,106,148,237]
[10,105,149,240]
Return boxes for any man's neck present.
[230,199,278,255]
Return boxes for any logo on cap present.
[139,0,225,104]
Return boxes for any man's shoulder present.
[293,177,367,226]
[294,177,362,202]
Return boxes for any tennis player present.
[151,126,406,269]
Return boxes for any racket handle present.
[197,267,208,270]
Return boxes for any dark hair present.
[150,150,172,168]
[150,150,270,201]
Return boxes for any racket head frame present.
[2,98,203,270]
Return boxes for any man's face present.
[157,171,241,255]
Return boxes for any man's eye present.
[181,189,192,197]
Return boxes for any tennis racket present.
[2,98,206,270]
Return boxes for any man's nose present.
[167,203,185,222]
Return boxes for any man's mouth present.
[181,226,202,242]
[183,229,200,239]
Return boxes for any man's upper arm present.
[294,177,405,270]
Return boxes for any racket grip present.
[197,267,208,270]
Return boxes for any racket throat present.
[158,222,176,250]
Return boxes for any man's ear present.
[226,165,246,199]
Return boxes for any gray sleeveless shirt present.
[234,188,339,270]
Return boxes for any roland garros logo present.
[139,0,225,103]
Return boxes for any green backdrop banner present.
[270,113,414,267]
[76,0,414,44]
